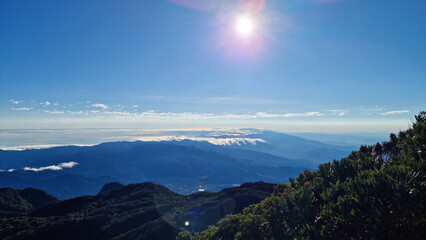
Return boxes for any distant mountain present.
[289,132,387,147]
[163,129,355,165]
[0,171,118,199]
[0,181,275,240]
[0,187,57,214]
[0,141,307,199]
[0,129,354,169]
[166,139,317,167]
[223,129,355,163]
[0,130,354,199]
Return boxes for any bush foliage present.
[179,111,426,240]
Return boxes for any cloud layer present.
[6,99,416,125]
[132,136,266,146]
[76,110,326,120]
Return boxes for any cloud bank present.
[132,136,266,146]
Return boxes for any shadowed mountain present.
[0,171,118,200]
[0,187,57,215]
[99,182,124,194]
[0,181,275,240]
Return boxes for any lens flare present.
[238,0,265,14]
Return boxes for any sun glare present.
[236,17,253,35]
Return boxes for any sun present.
[236,17,253,35]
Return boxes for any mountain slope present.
[0,142,306,199]
[0,171,118,200]
[0,182,275,240]
[0,187,57,214]
[224,129,354,164]
[99,181,124,194]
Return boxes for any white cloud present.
[23,161,78,172]
[112,104,124,109]
[66,110,325,120]
[53,102,59,106]
[12,107,32,111]
[381,110,410,116]
[329,110,348,117]
[8,100,327,121]
[361,106,383,112]
[89,110,326,121]
[208,129,262,137]
[92,103,109,109]
[40,101,51,106]
[67,110,88,115]
[132,136,266,146]
[10,99,20,104]
[0,144,93,151]
[200,97,273,105]
[43,110,65,114]
[58,162,79,168]
[104,111,131,116]
[281,112,325,118]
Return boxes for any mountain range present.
[0,130,354,199]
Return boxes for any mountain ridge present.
[0,187,57,214]
[0,181,276,240]
[0,139,315,199]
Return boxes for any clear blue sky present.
[1,0,425,132]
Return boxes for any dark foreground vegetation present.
[178,112,426,240]
[0,181,274,240]
[0,187,57,214]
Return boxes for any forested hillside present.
[0,182,275,240]
[179,112,426,240]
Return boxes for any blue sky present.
[1,0,425,133]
